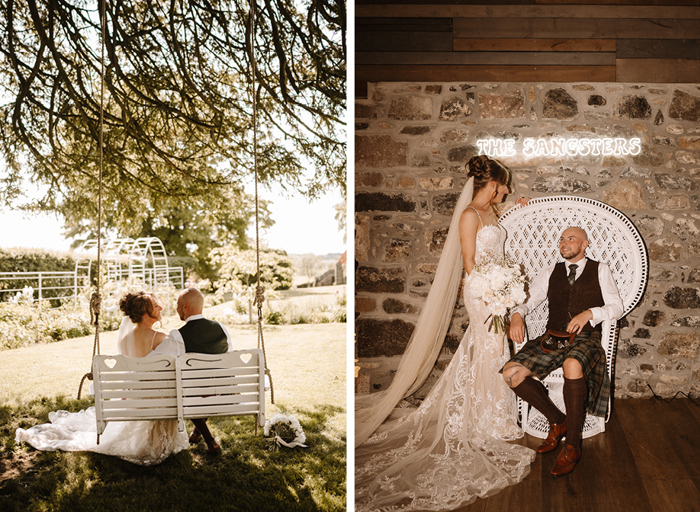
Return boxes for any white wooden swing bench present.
[499,195,648,439]
[92,349,266,443]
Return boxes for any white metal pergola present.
[74,237,183,296]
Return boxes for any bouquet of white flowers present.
[264,414,308,450]
[466,257,527,333]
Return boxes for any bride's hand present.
[515,197,530,207]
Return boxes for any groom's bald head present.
[176,288,204,320]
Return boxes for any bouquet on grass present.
[466,256,527,334]
[264,414,308,451]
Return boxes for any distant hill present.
[289,252,344,260]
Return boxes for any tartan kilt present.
[505,331,610,418]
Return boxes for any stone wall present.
[355,82,700,401]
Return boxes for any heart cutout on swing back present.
[104,358,117,369]
[240,352,253,364]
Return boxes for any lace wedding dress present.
[15,320,189,466]
[356,215,536,511]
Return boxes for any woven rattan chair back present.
[499,195,648,439]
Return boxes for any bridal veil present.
[355,177,475,446]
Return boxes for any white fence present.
[0,267,184,304]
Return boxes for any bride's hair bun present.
[466,155,513,195]
[119,291,154,323]
[467,155,489,181]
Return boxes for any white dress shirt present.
[150,314,233,356]
[511,258,624,328]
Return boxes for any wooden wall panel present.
[452,18,700,40]
[616,39,700,60]
[356,65,616,82]
[355,2,700,97]
[453,39,616,52]
[357,52,615,66]
[617,58,700,82]
[357,5,700,18]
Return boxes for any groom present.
[502,227,623,476]
[155,287,233,455]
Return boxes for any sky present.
[0,184,346,256]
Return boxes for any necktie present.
[567,264,578,285]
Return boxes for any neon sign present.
[476,137,642,158]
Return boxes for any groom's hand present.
[566,310,594,334]
[509,313,525,344]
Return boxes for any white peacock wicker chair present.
[499,195,648,439]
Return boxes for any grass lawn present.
[0,306,347,511]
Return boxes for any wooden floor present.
[453,399,700,512]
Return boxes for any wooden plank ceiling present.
[354,1,700,98]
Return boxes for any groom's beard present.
[561,248,583,260]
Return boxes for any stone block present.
[355,214,371,262]
[635,215,664,238]
[655,174,698,191]
[388,96,432,121]
[679,136,700,150]
[663,286,700,309]
[532,175,591,194]
[688,269,700,284]
[642,310,666,327]
[356,135,408,168]
[440,128,469,144]
[356,266,406,294]
[426,227,448,256]
[382,297,418,315]
[446,144,478,163]
[356,192,416,213]
[432,193,460,216]
[439,97,471,121]
[419,178,454,191]
[588,94,606,107]
[634,328,651,339]
[658,331,700,359]
[356,318,416,357]
[671,316,700,327]
[677,151,700,165]
[355,297,376,313]
[356,171,385,187]
[411,151,432,167]
[669,89,700,122]
[384,239,411,262]
[356,103,378,119]
[627,377,649,393]
[400,125,432,136]
[616,95,652,120]
[653,195,690,211]
[355,370,370,395]
[631,144,664,167]
[396,176,416,189]
[603,180,646,209]
[479,90,525,119]
[543,88,578,120]
[650,237,682,262]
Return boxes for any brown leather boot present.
[189,427,202,444]
[536,420,567,454]
[551,443,581,476]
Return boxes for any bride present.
[355,156,536,511]
[15,291,189,466]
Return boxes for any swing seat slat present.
[93,350,266,437]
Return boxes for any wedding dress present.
[15,319,189,466]
[355,179,536,511]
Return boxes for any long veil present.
[117,316,136,356]
[355,177,475,447]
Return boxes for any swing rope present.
[78,0,274,405]
[249,0,274,404]
[78,0,106,399]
